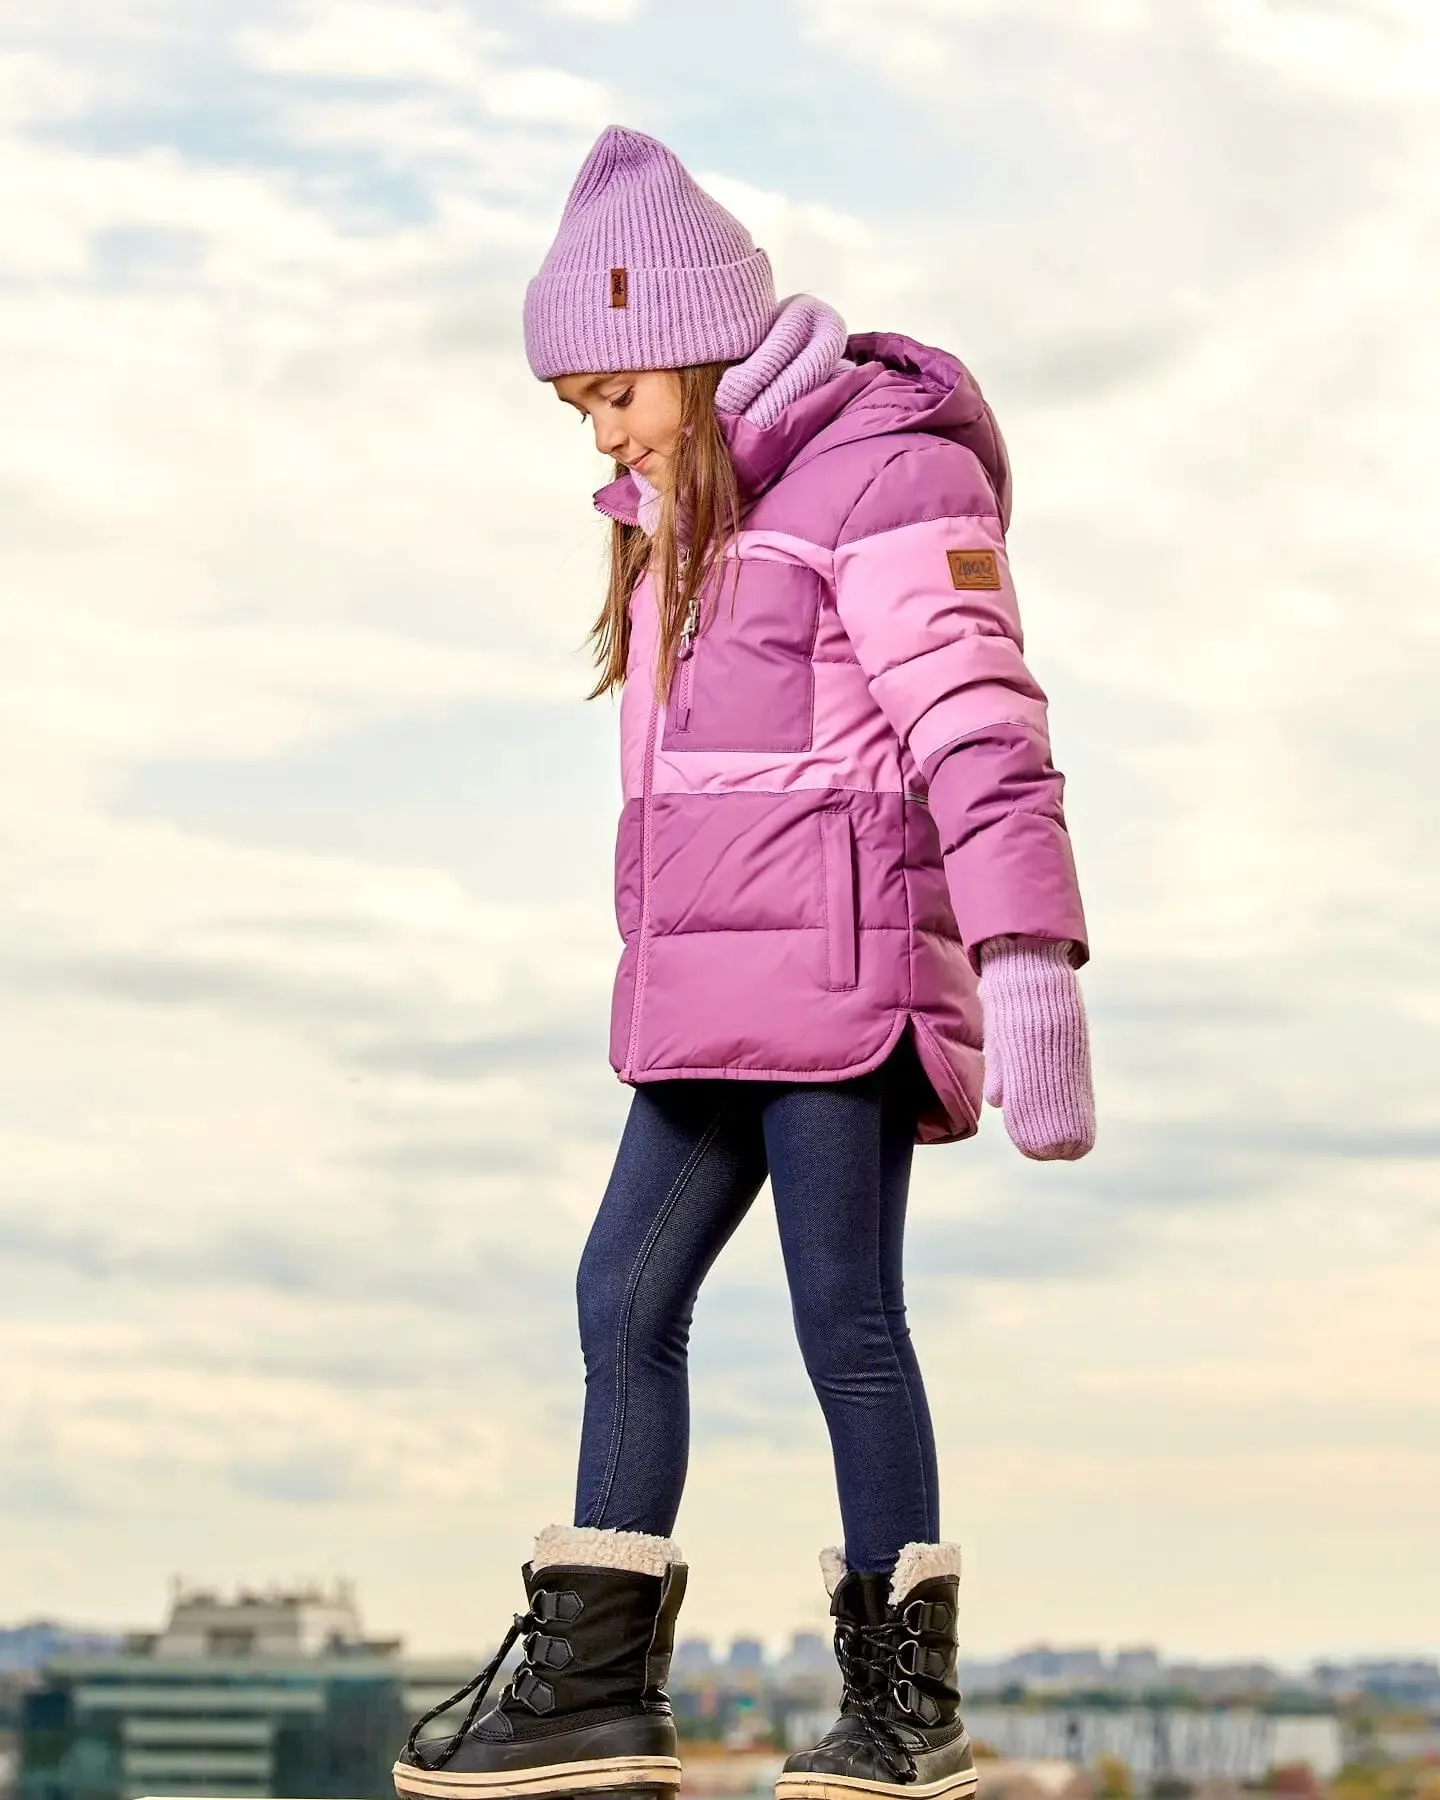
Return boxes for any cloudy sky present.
[1,0,1437,1666]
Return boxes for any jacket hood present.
[594,331,1012,530]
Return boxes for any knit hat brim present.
[525,249,776,379]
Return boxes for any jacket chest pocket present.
[662,559,821,753]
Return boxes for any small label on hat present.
[947,548,1001,590]
[610,267,628,308]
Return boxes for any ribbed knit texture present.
[978,937,1096,1161]
[715,294,850,426]
[525,125,777,380]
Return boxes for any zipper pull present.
[672,638,694,726]
[673,601,699,730]
[672,572,699,729]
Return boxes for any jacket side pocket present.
[819,810,858,991]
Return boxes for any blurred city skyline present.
[3,1582,1435,1800]
[4,1595,1438,1689]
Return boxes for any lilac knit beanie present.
[524,126,777,380]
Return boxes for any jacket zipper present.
[672,588,700,731]
[624,562,693,1079]
[621,690,659,1082]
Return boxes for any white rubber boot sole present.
[393,1753,683,1800]
[776,1768,981,1800]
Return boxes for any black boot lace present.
[835,1617,918,1784]
[404,1608,536,1770]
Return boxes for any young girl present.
[395,127,1094,1800]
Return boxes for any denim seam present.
[867,1116,932,1564]
[592,1103,730,1526]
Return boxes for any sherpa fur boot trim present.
[890,1540,963,1606]
[532,1524,682,1577]
[819,1545,848,1596]
[819,1541,964,1606]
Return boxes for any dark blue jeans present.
[573,1044,940,1574]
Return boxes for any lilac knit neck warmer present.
[632,469,664,536]
[629,294,848,533]
[716,294,850,427]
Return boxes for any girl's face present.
[554,368,683,489]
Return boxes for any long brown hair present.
[587,361,741,700]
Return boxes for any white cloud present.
[0,47,93,121]
[0,0,1436,1658]
[1211,0,1440,100]
[797,0,1440,82]
[236,0,612,123]
[0,3,624,1637]
[545,0,645,21]
[236,2,507,87]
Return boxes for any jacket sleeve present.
[832,443,1088,970]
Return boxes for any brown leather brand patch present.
[610,266,628,308]
[947,548,1001,590]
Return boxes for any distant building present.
[779,1633,831,1678]
[965,1707,1344,1784]
[135,1584,382,1662]
[672,1638,716,1678]
[668,1632,838,1749]
[1313,1659,1440,1706]
[18,1584,430,1800]
[4,1674,30,1800]
[1006,1649,1109,1692]
[1166,1663,1283,1700]
[0,1635,119,1679]
[1112,1648,1163,1689]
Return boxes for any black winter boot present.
[393,1527,686,1800]
[777,1544,977,1800]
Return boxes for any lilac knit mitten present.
[978,937,1096,1162]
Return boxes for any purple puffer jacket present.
[595,334,1088,1145]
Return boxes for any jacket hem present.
[618,1011,979,1146]
[909,1012,980,1143]
[620,1011,909,1088]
